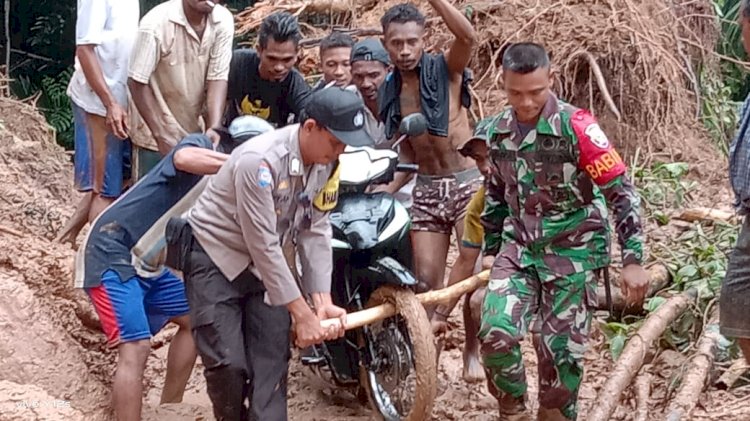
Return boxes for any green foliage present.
[700,65,742,156]
[632,160,695,223]
[39,68,75,148]
[599,162,740,357]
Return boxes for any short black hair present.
[320,31,355,55]
[501,42,550,74]
[259,12,302,49]
[380,3,426,33]
[743,0,750,19]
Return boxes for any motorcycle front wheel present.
[359,285,437,421]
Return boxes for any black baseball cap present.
[351,38,391,66]
[304,87,374,147]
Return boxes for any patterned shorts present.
[411,167,482,235]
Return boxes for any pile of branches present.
[236,0,722,166]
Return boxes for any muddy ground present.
[1,96,749,421]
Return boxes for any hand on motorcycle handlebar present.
[317,304,347,340]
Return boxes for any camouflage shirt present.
[481,95,644,280]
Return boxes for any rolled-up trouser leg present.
[534,271,596,420]
[244,277,291,421]
[184,239,250,421]
[478,266,539,412]
[721,217,750,339]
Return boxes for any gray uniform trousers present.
[184,236,291,421]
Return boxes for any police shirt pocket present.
[191,306,227,369]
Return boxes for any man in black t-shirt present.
[225,12,311,128]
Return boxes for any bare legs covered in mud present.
[413,221,484,382]
[430,243,484,382]
[113,315,195,421]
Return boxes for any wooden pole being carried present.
[321,270,490,330]
[586,289,698,421]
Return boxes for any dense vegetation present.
[1,0,748,149]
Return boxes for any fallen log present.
[675,208,739,224]
[596,264,670,312]
[633,367,652,421]
[665,309,720,421]
[586,289,698,421]
[715,359,749,390]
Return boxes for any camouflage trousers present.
[478,263,597,420]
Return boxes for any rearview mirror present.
[399,113,428,138]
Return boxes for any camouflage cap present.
[458,115,496,156]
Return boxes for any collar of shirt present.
[167,0,222,41]
[494,93,563,139]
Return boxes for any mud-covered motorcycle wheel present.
[359,285,437,421]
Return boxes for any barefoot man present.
[431,115,498,382]
[378,2,480,311]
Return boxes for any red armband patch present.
[571,109,626,185]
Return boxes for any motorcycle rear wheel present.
[359,285,437,421]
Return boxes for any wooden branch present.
[9,48,55,63]
[715,359,749,390]
[675,208,739,224]
[0,224,23,237]
[596,264,670,312]
[633,367,652,421]
[4,0,10,80]
[586,289,698,421]
[299,28,382,48]
[666,310,720,421]
[321,270,490,330]
[566,50,622,121]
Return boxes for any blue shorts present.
[85,269,189,347]
[73,103,131,198]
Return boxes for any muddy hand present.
[621,263,649,307]
[317,304,347,340]
[293,314,326,348]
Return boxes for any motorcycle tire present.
[359,285,437,421]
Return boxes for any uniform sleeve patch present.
[572,109,626,186]
[257,162,273,188]
[314,164,340,212]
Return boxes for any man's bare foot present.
[462,349,484,383]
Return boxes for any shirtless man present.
[379,2,478,305]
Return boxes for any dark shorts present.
[410,167,482,234]
[73,104,131,197]
[85,269,189,348]
[133,144,162,181]
[720,216,750,338]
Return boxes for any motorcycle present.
[299,113,437,420]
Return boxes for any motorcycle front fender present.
[367,256,416,287]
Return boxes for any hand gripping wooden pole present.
[320,270,491,330]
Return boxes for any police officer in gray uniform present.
[184,87,373,420]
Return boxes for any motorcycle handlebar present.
[396,163,419,173]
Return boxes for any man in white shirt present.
[57,0,140,246]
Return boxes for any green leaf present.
[609,334,626,360]
[676,265,698,281]
[644,296,667,313]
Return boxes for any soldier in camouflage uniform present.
[479,43,649,421]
